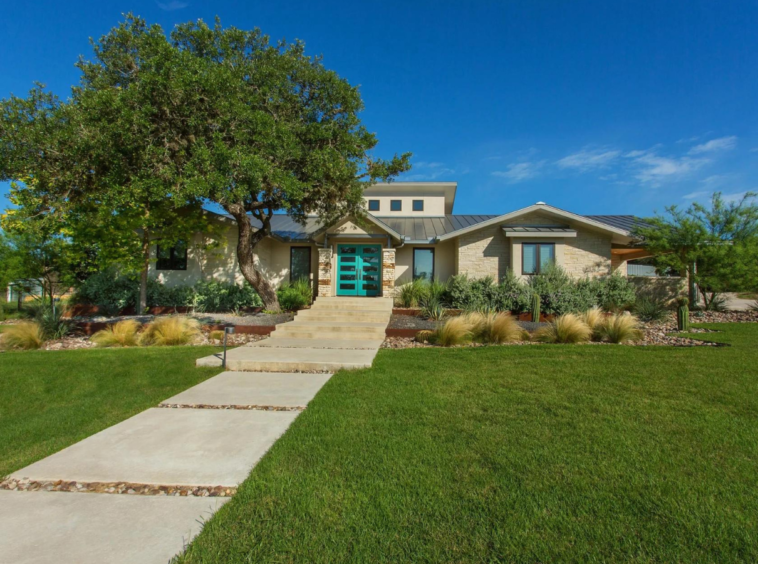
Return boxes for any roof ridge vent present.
[535,201,546,205]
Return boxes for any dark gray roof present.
[584,215,643,232]
[221,212,638,242]
[502,226,576,234]
[374,215,498,241]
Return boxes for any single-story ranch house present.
[149,182,651,297]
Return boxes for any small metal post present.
[222,326,235,368]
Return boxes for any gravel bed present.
[389,314,440,330]
[0,478,235,497]
[192,312,294,326]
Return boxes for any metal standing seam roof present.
[237,213,640,242]
[502,226,576,234]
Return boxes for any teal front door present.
[336,244,382,296]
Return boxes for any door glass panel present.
[341,274,356,280]
[363,247,378,254]
[340,283,356,290]
[340,264,356,271]
[341,256,356,263]
[364,283,379,291]
[340,247,357,254]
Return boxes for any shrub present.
[529,265,597,315]
[0,321,45,350]
[0,302,4,322]
[593,273,636,311]
[476,312,522,344]
[599,314,643,344]
[396,278,433,308]
[434,315,474,347]
[277,278,312,312]
[535,313,592,344]
[140,317,200,346]
[704,293,728,312]
[193,280,263,312]
[633,295,669,322]
[494,269,532,313]
[750,300,758,312]
[91,320,141,348]
[35,305,71,339]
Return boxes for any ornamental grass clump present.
[91,319,141,348]
[0,321,45,350]
[139,317,200,346]
[535,313,592,344]
[599,313,643,344]
[476,312,523,344]
[582,307,606,341]
[434,315,474,347]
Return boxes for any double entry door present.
[336,244,382,296]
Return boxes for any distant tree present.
[634,192,758,308]
[0,21,213,312]
[0,16,411,311]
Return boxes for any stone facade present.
[456,225,510,280]
[563,231,612,277]
[317,247,333,297]
[382,248,396,296]
[611,253,628,276]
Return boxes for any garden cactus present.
[677,297,690,331]
[531,293,541,323]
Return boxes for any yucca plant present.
[397,282,419,308]
[0,321,45,350]
[599,313,643,344]
[91,320,141,348]
[36,305,71,340]
[420,298,446,321]
[433,315,474,347]
[535,313,592,344]
[139,317,200,346]
[476,312,522,344]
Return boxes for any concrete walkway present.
[196,297,393,372]
[2,297,391,563]
[1,369,333,564]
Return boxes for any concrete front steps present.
[196,297,393,372]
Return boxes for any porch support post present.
[318,247,333,297]
[382,248,396,298]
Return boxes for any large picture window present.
[156,241,187,271]
[413,248,435,281]
[290,247,311,282]
[522,243,555,275]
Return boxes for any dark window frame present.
[368,199,380,212]
[289,246,312,282]
[390,200,402,212]
[412,247,435,281]
[521,242,555,275]
[412,199,424,212]
[156,242,188,271]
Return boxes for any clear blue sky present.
[2,0,757,217]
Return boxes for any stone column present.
[382,248,396,297]
[317,247,333,297]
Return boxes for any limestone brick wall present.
[611,254,628,276]
[318,248,333,297]
[563,231,612,277]
[456,225,510,280]
[382,248,396,297]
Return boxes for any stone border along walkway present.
[1,298,392,564]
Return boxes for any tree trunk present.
[139,228,150,314]
[227,206,281,312]
[688,260,699,308]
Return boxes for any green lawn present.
[0,346,221,477]
[179,324,758,563]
